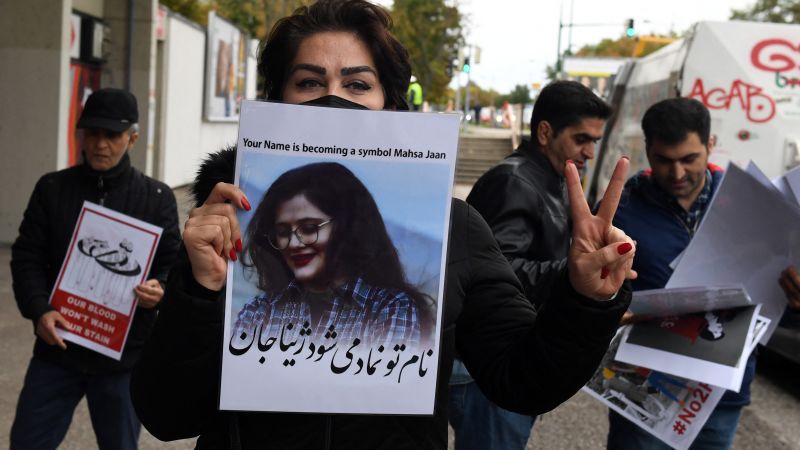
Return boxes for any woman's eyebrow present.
[290,63,326,75]
[341,66,377,76]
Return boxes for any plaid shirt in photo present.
[230,278,421,353]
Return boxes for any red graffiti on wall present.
[751,38,800,89]
[687,78,776,123]
[751,38,800,73]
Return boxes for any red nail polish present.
[242,197,251,211]
[236,238,243,253]
[601,267,610,279]
[229,248,238,261]
[566,159,574,165]
[617,243,633,255]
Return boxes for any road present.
[1,184,798,449]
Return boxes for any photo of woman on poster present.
[231,161,435,351]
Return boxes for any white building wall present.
[160,14,253,188]
[0,0,71,243]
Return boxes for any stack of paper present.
[583,161,797,449]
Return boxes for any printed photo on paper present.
[583,332,725,450]
[615,305,761,391]
[220,100,459,415]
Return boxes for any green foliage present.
[465,81,500,107]
[159,0,309,39]
[730,0,800,23]
[159,0,213,26]
[507,84,531,104]
[575,34,669,58]
[493,84,531,107]
[391,0,464,104]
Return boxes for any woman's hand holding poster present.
[220,101,458,414]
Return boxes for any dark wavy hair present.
[258,0,411,110]
[243,163,430,313]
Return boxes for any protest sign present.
[50,201,163,360]
[220,101,458,414]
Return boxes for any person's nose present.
[583,142,596,160]
[671,162,685,180]
[287,230,305,249]
[96,134,110,150]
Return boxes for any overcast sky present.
[379,0,758,93]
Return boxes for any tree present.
[731,0,800,23]
[506,84,531,105]
[493,84,531,107]
[159,0,309,39]
[391,0,464,104]
[575,34,671,58]
[465,81,499,107]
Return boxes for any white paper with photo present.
[51,201,163,359]
[220,101,458,414]
[667,163,800,343]
[629,285,752,318]
[615,305,760,391]
[583,332,725,450]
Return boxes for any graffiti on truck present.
[751,38,800,89]
[687,78,776,123]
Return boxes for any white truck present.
[586,20,800,364]
[587,20,800,203]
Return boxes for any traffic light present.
[462,57,471,74]
[625,18,635,37]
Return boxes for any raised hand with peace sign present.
[565,157,637,300]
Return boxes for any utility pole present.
[463,45,472,123]
[454,49,463,114]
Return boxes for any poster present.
[49,202,163,360]
[204,11,248,121]
[615,305,762,391]
[584,333,726,450]
[220,100,459,414]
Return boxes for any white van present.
[587,20,800,203]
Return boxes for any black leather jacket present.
[131,148,630,449]
[467,141,570,308]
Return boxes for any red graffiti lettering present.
[751,38,800,73]
[678,408,696,424]
[688,78,776,123]
[776,72,800,88]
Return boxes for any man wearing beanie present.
[9,88,180,450]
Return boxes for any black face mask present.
[300,95,368,110]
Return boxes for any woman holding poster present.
[233,161,434,349]
[132,1,636,448]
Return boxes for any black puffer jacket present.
[10,153,181,373]
[467,141,570,308]
[131,148,630,449]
